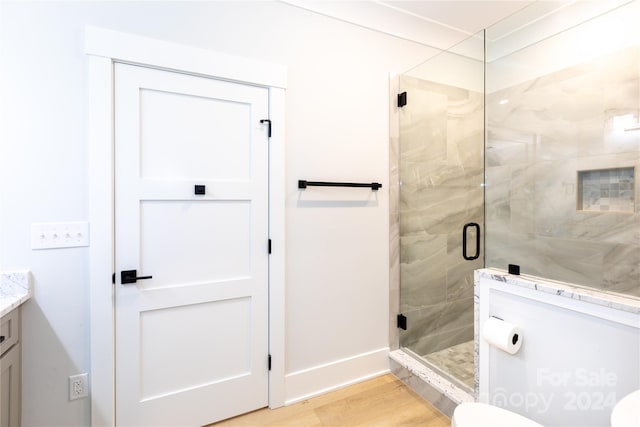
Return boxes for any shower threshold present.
[389,348,474,417]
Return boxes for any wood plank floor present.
[210,374,451,427]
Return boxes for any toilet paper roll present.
[482,317,523,355]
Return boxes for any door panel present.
[139,88,252,181]
[140,200,252,289]
[139,297,252,401]
[114,63,269,426]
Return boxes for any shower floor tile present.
[422,340,474,389]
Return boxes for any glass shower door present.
[398,31,485,391]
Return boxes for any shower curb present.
[389,349,474,418]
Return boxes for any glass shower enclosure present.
[484,1,640,298]
[395,0,640,393]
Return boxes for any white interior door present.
[114,63,270,427]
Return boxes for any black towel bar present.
[298,180,382,191]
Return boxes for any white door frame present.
[86,26,287,427]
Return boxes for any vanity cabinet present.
[0,307,20,427]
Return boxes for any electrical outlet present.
[69,373,89,400]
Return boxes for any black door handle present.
[463,222,480,261]
[121,269,153,285]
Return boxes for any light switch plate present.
[31,222,90,250]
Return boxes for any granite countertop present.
[0,271,32,318]
[476,268,640,315]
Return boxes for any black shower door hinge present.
[112,273,115,284]
[268,239,272,254]
[397,92,407,108]
[268,354,272,371]
[260,119,272,138]
[397,314,407,330]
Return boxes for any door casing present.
[86,26,287,427]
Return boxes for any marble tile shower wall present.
[399,75,484,356]
[486,45,640,297]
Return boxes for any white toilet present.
[454,390,640,427]
[610,389,640,427]
[452,402,544,427]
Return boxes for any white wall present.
[0,2,432,425]
[404,50,484,93]
[487,0,640,92]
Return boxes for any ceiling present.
[280,0,632,56]
[281,0,536,51]
[376,1,535,36]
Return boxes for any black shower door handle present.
[462,222,480,261]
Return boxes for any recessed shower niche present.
[577,167,635,213]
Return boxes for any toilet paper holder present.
[483,316,523,355]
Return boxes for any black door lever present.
[121,269,153,285]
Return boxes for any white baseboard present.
[284,347,390,405]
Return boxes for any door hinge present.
[397,92,407,108]
[260,119,272,138]
[268,354,272,371]
[112,273,115,284]
[397,314,407,330]
[268,239,272,254]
